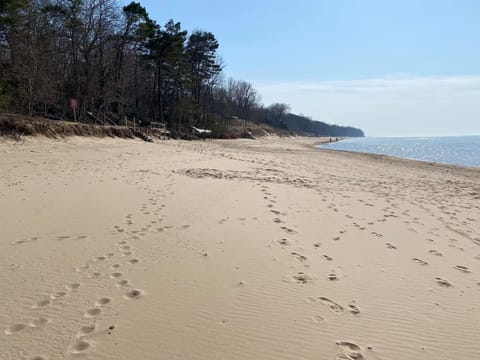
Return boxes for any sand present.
[0,136,479,360]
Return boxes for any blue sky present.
[125,0,480,136]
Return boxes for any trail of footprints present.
[231,148,479,357]
[6,235,145,357]
[6,151,177,358]
[67,226,147,354]
[65,177,177,355]
[5,202,158,358]
[4,281,81,338]
[260,179,478,359]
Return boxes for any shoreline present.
[315,138,480,172]
[319,147,480,172]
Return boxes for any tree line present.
[0,0,364,137]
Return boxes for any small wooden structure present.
[150,122,170,139]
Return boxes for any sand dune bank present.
[1,136,479,360]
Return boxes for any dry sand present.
[1,136,479,360]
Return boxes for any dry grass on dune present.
[0,114,135,139]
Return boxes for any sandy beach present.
[1,136,479,360]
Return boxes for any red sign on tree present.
[70,98,78,109]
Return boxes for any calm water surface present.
[320,136,480,168]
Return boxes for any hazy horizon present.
[131,0,480,137]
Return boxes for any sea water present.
[320,136,480,168]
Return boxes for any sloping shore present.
[0,116,135,139]
[1,136,479,360]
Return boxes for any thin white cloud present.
[256,75,480,95]
[254,75,480,136]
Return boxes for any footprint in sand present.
[4,323,27,335]
[337,341,361,351]
[85,308,101,318]
[292,272,313,284]
[110,272,123,279]
[336,341,364,360]
[412,258,429,265]
[319,297,344,313]
[29,317,49,328]
[127,258,139,264]
[124,289,144,299]
[79,324,96,335]
[33,299,51,309]
[278,238,290,245]
[71,340,90,354]
[66,283,80,291]
[429,249,443,257]
[453,265,471,273]
[51,291,68,299]
[328,273,338,281]
[95,297,112,306]
[116,279,130,287]
[291,252,307,262]
[435,277,453,287]
[76,264,90,272]
[11,239,28,245]
[385,243,397,250]
[12,236,41,245]
[29,356,47,360]
[348,304,361,315]
[111,264,121,269]
[281,226,297,234]
[323,255,333,261]
[88,272,103,278]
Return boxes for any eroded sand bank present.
[1,136,479,360]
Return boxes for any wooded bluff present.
[0,0,364,138]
